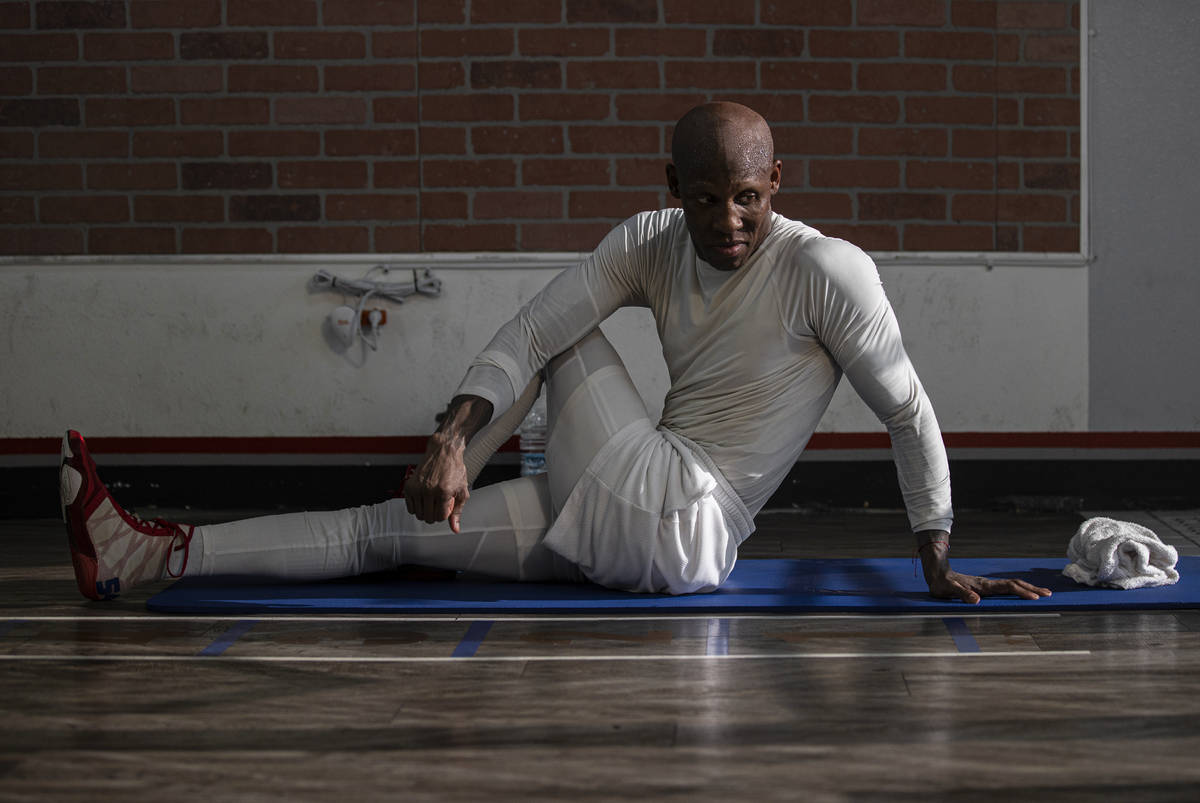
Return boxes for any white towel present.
[1063,517,1180,589]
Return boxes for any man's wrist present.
[914,529,951,584]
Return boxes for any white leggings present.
[187,330,652,584]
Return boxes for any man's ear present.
[770,159,783,195]
[666,163,681,198]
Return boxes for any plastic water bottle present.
[518,395,547,476]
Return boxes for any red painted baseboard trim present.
[4,432,1200,456]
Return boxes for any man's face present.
[667,156,782,271]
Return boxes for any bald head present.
[671,101,775,180]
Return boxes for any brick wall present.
[0,0,1080,255]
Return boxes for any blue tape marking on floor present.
[0,620,26,638]
[199,619,258,657]
[706,617,730,656]
[452,620,493,658]
[943,617,981,653]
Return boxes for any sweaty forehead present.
[672,105,774,180]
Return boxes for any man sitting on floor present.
[60,102,1052,605]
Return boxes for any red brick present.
[665,61,756,90]
[418,0,463,23]
[228,0,317,26]
[954,65,1066,93]
[38,66,125,94]
[567,0,656,23]
[810,160,900,188]
[772,191,853,220]
[324,0,413,24]
[715,94,804,123]
[475,190,562,219]
[522,92,608,121]
[373,160,419,187]
[997,129,1066,157]
[84,32,173,60]
[131,65,222,93]
[903,223,994,250]
[181,162,272,190]
[521,221,611,251]
[0,66,31,94]
[132,0,221,28]
[809,31,898,58]
[0,2,29,28]
[421,191,467,218]
[276,31,366,59]
[0,227,84,255]
[570,124,658,154]
[423,158,515,187]
[1070,130,1079,158]
[41,130,128,158]
[857,63,945,91]
[424,222,516,250]
[996,1,1066,29]
[229,130,319,156]
[88,162,176,190]
[279,225,369,253]
[228,193,321,221]
[860,193,944,220]
[568,60,657,90]
[663,0,751,23]
[325,129,415,156]
[525,157,611,186]
[471,0,559,23]
[86,97,173,126]
[325,64,414,92]
[906,96,993,125]
[860,0,946,25]
[36,1,125,29]
[40,194,128,223]
[276,96,366,124]
[0,131,34,157]
[998,161,1018,188]
[951,0,995,27]
[89,226,176,254]
[326,193,417,221]
[998,97,1019,124]
[996,193,1065,221]
[1024,97,1077,126]
[181,227,272,253]
[715,29,803,58]
[180,32,268,60]
[818,223,898,250]
[616,28,704,57]
[1025,33,1078,62]
[181,98,269,125]
[418,61,464,90]
[229,65,318,93]
[417,125,465,154]
[615,157,666,186]
[0,32,77,60]
[422,93,512,121]
[134,195,224,222]
[422,28,513,58]
[373,30,416,58]
[997,224,1018,249]
[906,160,993,190]
[376,224,419,251]
[905,31,994,59]
[810,95,899,123]
[1023,224,1077,251]
[762,0,851,25]
[951,193,994,221]
[1024,161,1078,190]
[0,196,34,223]
[0,97,79,125]
[278,160,366,189]
[473,125,563,155]
[616,92,705,122]
[471,60,560,90]
[374,96,418,123]
[133,130,222,157]
[773,126,853,155]
[763,61,852,91]
[859,128,946,157]
[520,27,608,57]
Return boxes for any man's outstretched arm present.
[915,530,1051,604]
[404,394,494,533]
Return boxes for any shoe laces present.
[148,517,195,578]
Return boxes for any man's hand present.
[403,394,494,534]
[915,529,1052,605]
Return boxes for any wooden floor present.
[3,507,1200,801]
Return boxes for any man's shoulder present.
[770,215,874,275]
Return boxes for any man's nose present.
[712,201,742,234]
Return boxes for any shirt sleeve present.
[805,239,953,533]
[454,214,653,420]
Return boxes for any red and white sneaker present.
[60,430,194,601]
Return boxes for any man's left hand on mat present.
[928,570,1053,605]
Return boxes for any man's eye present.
[738,194,758,204]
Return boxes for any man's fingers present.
[449,489,468,534]
[956,582,981,605]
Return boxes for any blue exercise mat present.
[146,556,1200,614]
